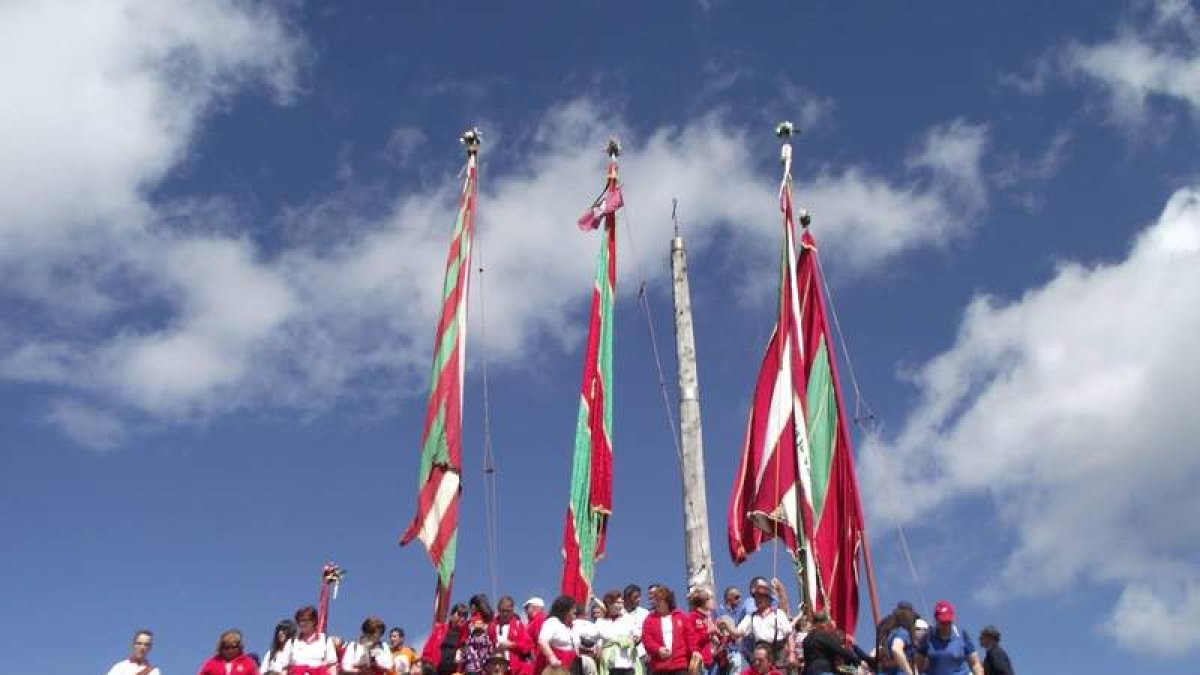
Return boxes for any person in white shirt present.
[595,590,639,675]
[262,620,298,675]
[106,629,161,675]
[285,605,339,674]
[537,595,579,673]
[572,600,603,675]
[343,616,395,674]
[734,579,792,668]
[622,585,649,664]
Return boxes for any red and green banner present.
[796,224,867,634]
[401,141,479,623]
[729,161,867,632]
[727,170,817,589]
[561,159,620,604]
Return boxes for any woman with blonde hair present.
[199,629,259,675]
[686,588,719,675]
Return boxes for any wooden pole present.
[860,529,883,630]
[671,201,716,594]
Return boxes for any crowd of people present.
[106,577,1015,675]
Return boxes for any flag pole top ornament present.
[775,121,812,229]
[321,562,345,585]
[461,127,482,155]
[606,137,621,159]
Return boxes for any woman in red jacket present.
[199,629,259,675]
[421,603,470,675]
[687,588,720,675]
[641,586,699,675]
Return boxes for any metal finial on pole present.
[672,198,680,237]
[776,120,796,176]
[461,127,482,156]
[606,137,622,159]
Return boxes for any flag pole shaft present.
[860,529,882,629]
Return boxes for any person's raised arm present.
[891,637,913,675]
[770,579,793,621]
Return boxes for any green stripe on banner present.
[806,336,836,521]
[420,406,449,480]
[570,398,595,579]
[598,246,614,438]
[438,532,457,584]
[431,320,460,390]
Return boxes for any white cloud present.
[1062,0,1200,127]
[800,120,989,272]
[0,0,302,254]
[994,129,1074,211]
[385,126,429,166]
[861,186,1200,656]
[44,399,126,452]
[0,4,990,447]
[2,101,989,445]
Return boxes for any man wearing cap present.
[915,602,982,675]
[977,626,1012,675]
[524,597,548,662]
[525,597,546,624]
[734,578,791,670]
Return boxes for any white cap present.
[523,596,545,609]
[915,618,930,630]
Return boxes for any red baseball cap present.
[934,600,955,622]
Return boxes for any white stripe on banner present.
[419,471,461,548]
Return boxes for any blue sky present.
[3,1,1200,673]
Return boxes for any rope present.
[474,155,500,601]
[639,282,685,468]
[617,198,686,470]
[812,242,927,613]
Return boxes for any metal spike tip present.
[606,137,622,157]
[460,127,482,150]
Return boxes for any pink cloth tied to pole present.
[577,185,624,231]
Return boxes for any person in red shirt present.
[523,597,548,664]
[686,588,720,675]
[489,596,533,675]
[422,603,470,675]
[199,629,259,675]
[641,586,699,675]
[740,645,781,675]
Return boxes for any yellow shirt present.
[390,646,418,675]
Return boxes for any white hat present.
[523,596,545,609]
[914,618,930,630]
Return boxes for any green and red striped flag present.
[401,131,480,622]
[729,133,868,632]
[561,152,622,604]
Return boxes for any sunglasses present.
[221,643,241,650]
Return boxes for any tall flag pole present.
[728,122,878,634]
[401,128,482,623]
[316,562,345,636]
[561,138,623,604]
[727,121,820,608]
